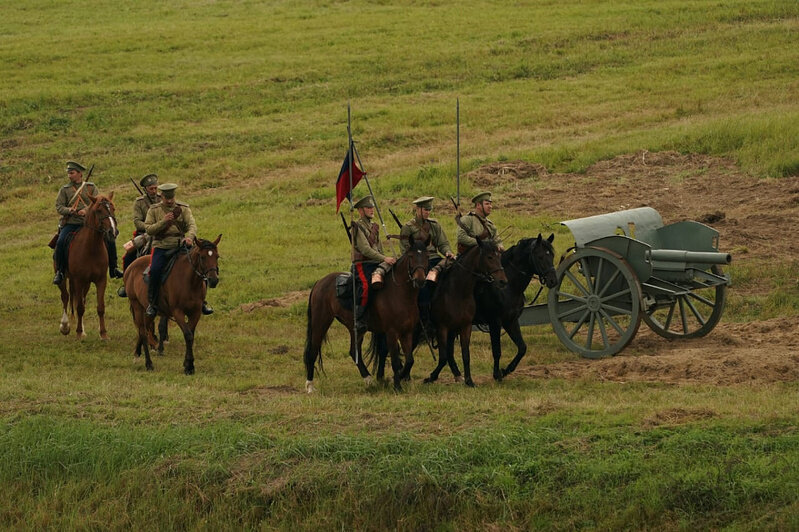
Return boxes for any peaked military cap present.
[66,161,86,172]
[471,191,492,204]
[140,173,158,188]
[353,196,375,209]
[413,196,435,210]
[157,182,178,198]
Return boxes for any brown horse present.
[124,235,221,374]
[56,193,118,340]
[422,238,508,387]
[304,235,430,392]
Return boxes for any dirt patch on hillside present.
[486,150,799,386]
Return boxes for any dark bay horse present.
[473,234,557,380]
[124,235,221,374]
[422,238,508,387]
[56,193,118,339]
[304,235,430,392]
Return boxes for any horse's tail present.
[303,282,325,376]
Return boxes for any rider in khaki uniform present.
[400,196,455,331]
[53,161,123,285]
[400,196,455,282]
[144,183,196,317]
[122,173,161,271]
[456,191,504,254]
[351,195,396,333]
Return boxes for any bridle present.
[86,199,118,241]
[390,241,428,286]
[454,241,505,283]
[507,238,556,286]
[187,241,219,282]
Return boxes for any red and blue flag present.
[335,144,365,212]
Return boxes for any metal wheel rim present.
[642,265,727,339]
[548,247,642,358]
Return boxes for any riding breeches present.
[149,247,170,287]
[54,224,82,272]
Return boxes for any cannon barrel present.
[646,249,731,265]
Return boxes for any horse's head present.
[475,237,507,289]
[407,234,430,289]
[516,233,557,288]
[191,234,222,288]
[87,192,118,241]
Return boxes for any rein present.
[85,200,118,240]
[452,244,504,283]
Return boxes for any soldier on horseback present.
[351,195,396,334]
[456,191,504,254]
[121,173,161,271]
[400,196,455,335]
[53,161,123,285]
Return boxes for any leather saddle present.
[143,247,183,286]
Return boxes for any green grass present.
[2,0,799,529]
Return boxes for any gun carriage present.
[519,207,731,358]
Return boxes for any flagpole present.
[352,144,397,258]
[347,103,360,361]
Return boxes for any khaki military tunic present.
[55,182,99,225]
[457,212,502,250]
[352,216,387,263]
[133,193,160,234]
[400,217,452,258]
[144,202,197,250]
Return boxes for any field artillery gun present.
[519,207,731,358]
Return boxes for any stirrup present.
[202,302,214,315]
[425,269,438,283]
[117,286,127,298]
[371,271,384,289]
[145,304,157,317]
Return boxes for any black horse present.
[409,234,557,384]
[472,234,557,380]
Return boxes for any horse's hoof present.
[146,365,154,371]
[422,377,435,384]
[100,335,110,342]
[59,327,70,336]
[363,376,374,387]
[77,332,86,340]
[453,375,463,383]
[305,381,315,393]
[465,380,476,388]
[184,367,195,375]
[493,372,503,382]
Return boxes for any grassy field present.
[2,0,799,529]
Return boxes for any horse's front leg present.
[58,281,70,335]
[460,326,475,387]
[386,331,404,391]
[171,309,196,375]
[158,316,169,349]
[398,330,415,382]
[445,330,463,382]
[348,329,373,385]
[96,277,109,341]
[489,321,503,381]
[424,328,451,384]
[501,319,528,378]
[74,280,88,340]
